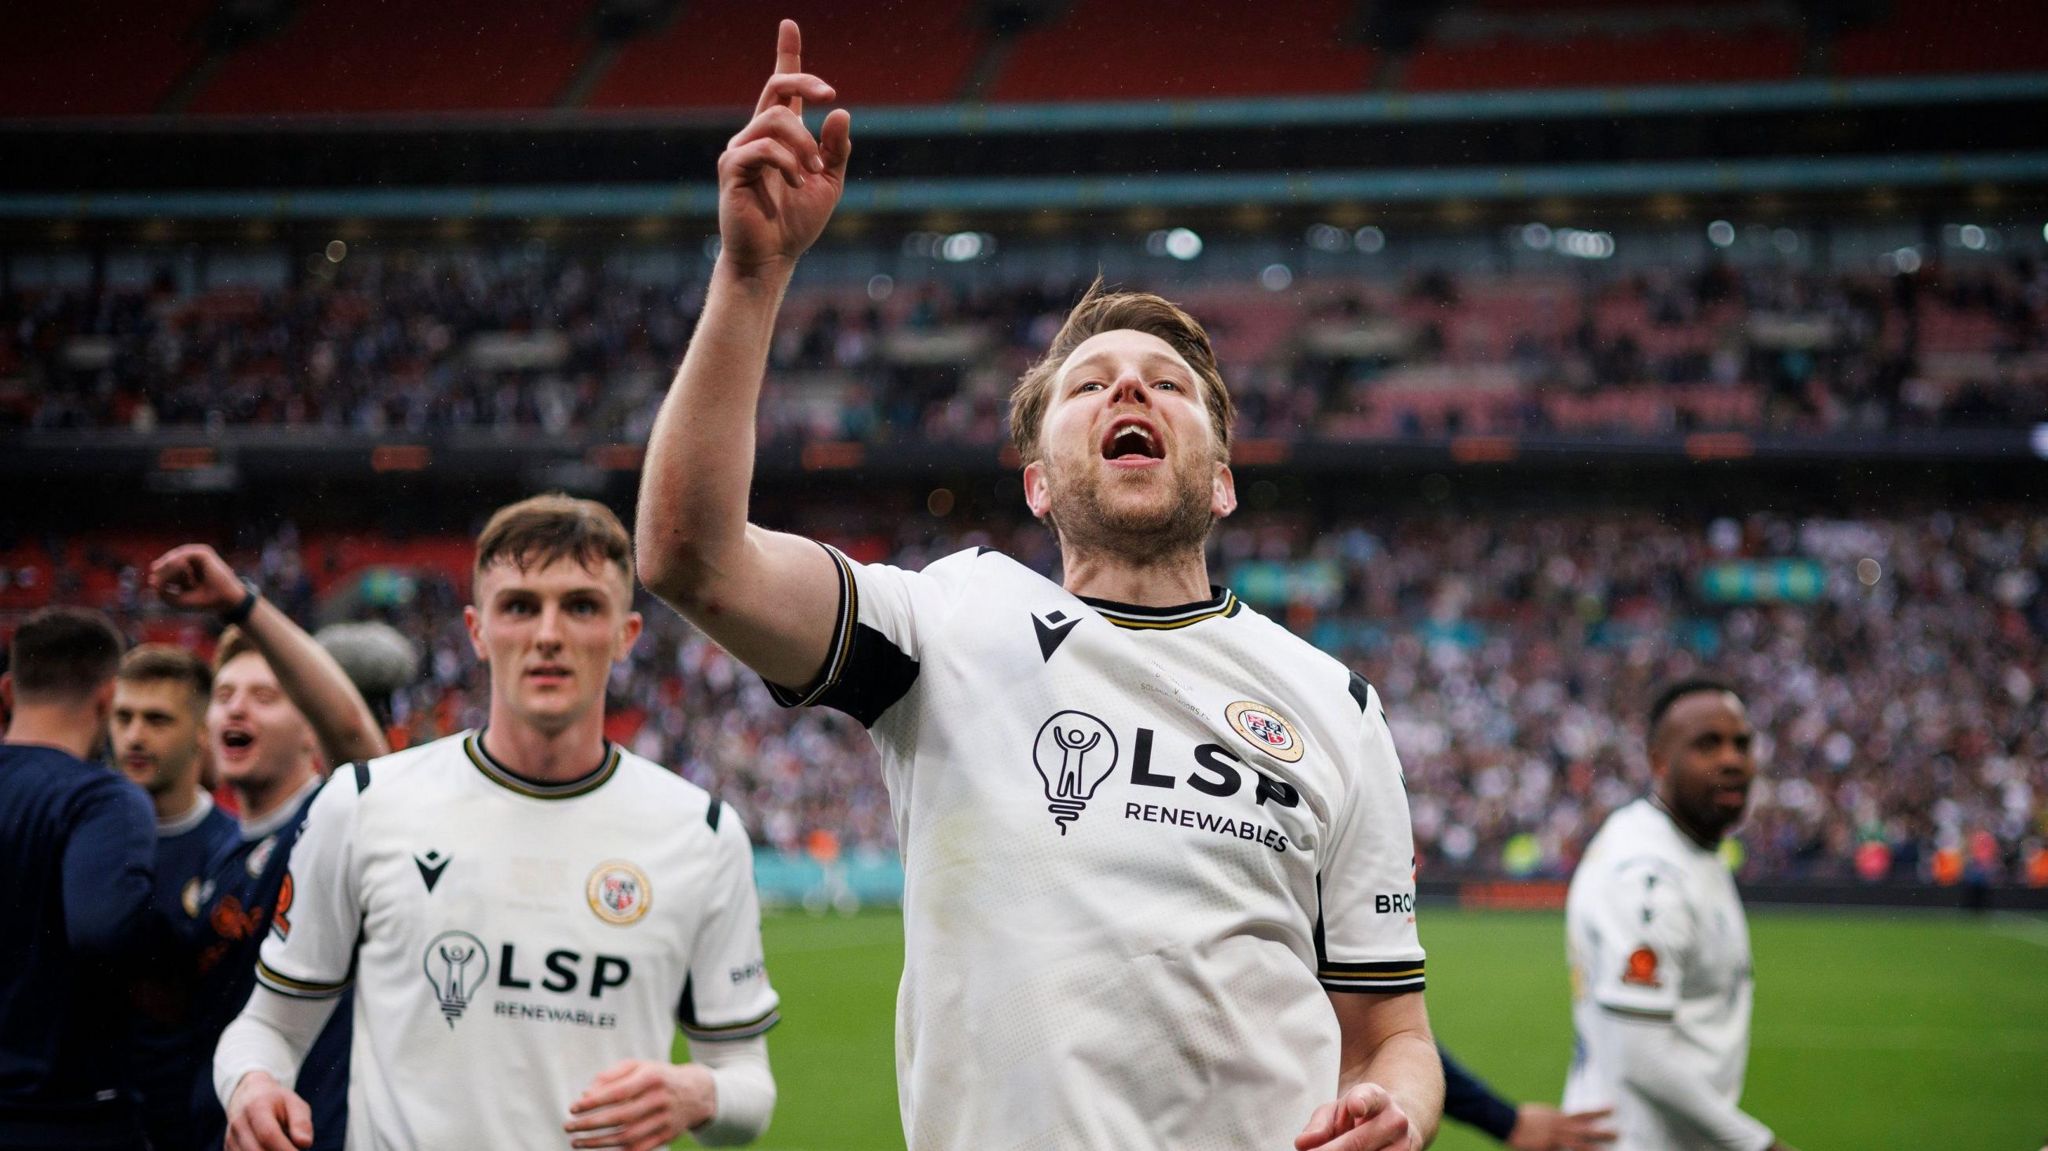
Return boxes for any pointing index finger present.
[776,19,802,115]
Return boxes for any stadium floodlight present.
[1707,220,1737,248]
[1164,227,1203,260]
[1354,226,1386,253]
[1306,223,1349,252]
[867,274,894,301]
[1959,225,1987,250]
[940,232,991,262]
[1773,228,1800,255]
[1260,263,1294,290]
[1554,229,1614,260]
[1520,223,1554,251]
[2031,423,2048,460]
[1892,247,1923,274]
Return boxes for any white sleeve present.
[687,1035,775,1146]
[253,770,363,1001]
[212,983,341,1108]
[1585,856,1691,1020]
[676,810,780,1043]
[1314,681,1426,994]
[1613,1018,1775,1150]
[765,543,966,727]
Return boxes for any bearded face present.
[1024,329,1236,562]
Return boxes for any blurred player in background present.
[0,608,154,1150]
[112,645,240,1151]
[1439,1047,1612,1150]
[1564,679,1794,1151]
[148,543,391,1151]
[214,495,778,1151]
[637,22,1437,1151]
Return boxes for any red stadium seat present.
[190,0,596,116]
[1834,0,2048,76]
[0,0,213,117]
[588,0,981,110]
[1405,27,1798,90]
[990,0,1374,102]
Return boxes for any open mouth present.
[1100,418,1164,462]
[218,728,256,761]
[527,665,572,684]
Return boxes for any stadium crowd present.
[26,503,2046,887]
[7,247,2046,438]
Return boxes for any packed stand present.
[6,250,2046,439]
[10,506,2044,886]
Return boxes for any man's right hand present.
[148,543,245,614]
[226,1070,314,1151]
[716,19,851,277]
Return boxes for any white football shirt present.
[254,731,778,1150]
[774,545,1424,1151]
[1564,798,1769,1151]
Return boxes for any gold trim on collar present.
[464,731,620,800]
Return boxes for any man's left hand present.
[564,1060,715,1151]
[1296,1082,1421,1151]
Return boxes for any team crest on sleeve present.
[1622,945,1662,987]
[1225,701,1305,763]
[586,860,652,925]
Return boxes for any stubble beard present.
[1046,455,1215,567]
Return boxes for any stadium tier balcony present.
[5,254,2044,442]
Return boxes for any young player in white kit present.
[213,497,779,1151]
[1564,680,1796,1151]
[636,21,1439,1151]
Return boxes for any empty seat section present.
[1834,0,2048,76]
[1406,26,1797,89]
[588,0,980,109]
[0,0,213,116]
[991,0,1373,102]
[191,0,594,115]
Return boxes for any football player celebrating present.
[148,541,390,1151]
[1563,680,1795,1151]
[636,21,1437,1151]
[214,495,778,1151]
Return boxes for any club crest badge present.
[1225,700,1305,763]
[586,860,652,925]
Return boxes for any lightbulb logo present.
[421,930,489,1028]
[1031,710,1119,835]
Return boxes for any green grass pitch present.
[676,907,2048,1150]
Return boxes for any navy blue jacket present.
[129,799,239,1151]
[0,744,155,1149]
[190,784,350,1151]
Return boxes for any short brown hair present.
[7,606,124,704]
[211,627,261,676]
[474,493,633,594]
[1008,280,1236,467]
[119,643,213,705]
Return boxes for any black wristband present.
[221,578,261,628]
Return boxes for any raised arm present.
[148,543,389,767]
[634,19,852,691]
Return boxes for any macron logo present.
[415,849,450,893]
[1033,610,1081,662]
